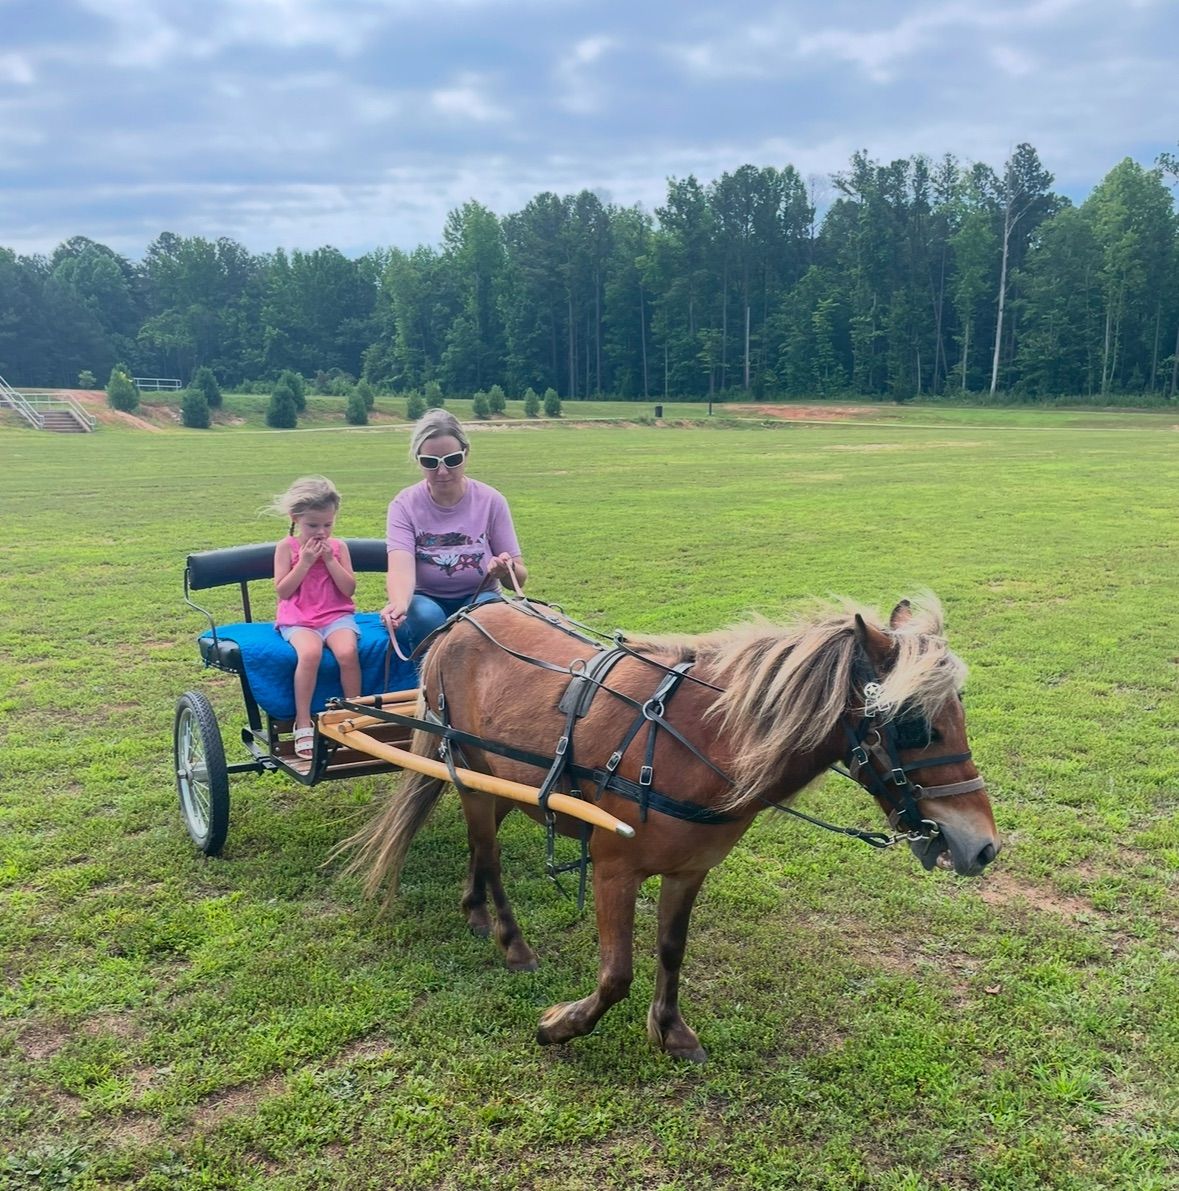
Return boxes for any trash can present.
[654,404,663,418]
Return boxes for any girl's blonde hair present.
[265,475,341,533]
[408,409,470,463]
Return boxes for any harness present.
[341,596,986,906]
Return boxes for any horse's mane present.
[627,594,967,809]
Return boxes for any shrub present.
[543,387,562,417]
[423,380,444,409]
[523,387,540,417]
[354,379,375,410]
[192,365,222,409]
[106,367,138,412]
[487,384,506,414]
[266,382,299,428]
[472,390,490,419]
[181,388,211,429]
[279,369,307,412]
[405,391,427,420]
[77,369,97,388]
[345,390,368,425]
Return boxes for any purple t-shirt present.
[386,478,522,599]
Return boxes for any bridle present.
[830,674,987,844]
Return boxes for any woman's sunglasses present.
[417,449,467,470]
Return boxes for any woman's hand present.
[380,602,408,630]
[487,553,514,581]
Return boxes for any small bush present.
[472,390,490,418]
[423,380,444,409]
[181,388,211,429]
[279,369,307,412]
[266,383,299,428]
[77,369,97,388]
[354,379,375,410]
[192,365,222,409]
[487,384,506,414]
[523,387,540,417]
[345,390,368,425]
[106,367,138,412]
[543,387,562,417]
[406,391,427,420]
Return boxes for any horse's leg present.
[457,791,537,971]
[537,859,640,1046]
[647,871,709,1063]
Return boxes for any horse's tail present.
[333,726,447,907]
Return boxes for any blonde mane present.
[628,595,966,810]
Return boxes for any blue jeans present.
[403,590,499,655]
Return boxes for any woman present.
[381,410,528,653]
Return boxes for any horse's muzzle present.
[910,822,1000,877]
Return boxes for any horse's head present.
[851,600,1000,877]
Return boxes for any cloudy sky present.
[2,0,1175,259]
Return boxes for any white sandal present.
[293,726,315,759]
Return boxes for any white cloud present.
[0,53,37,85]
[989,45,1038,77]
[431,74,509,123]
[554,35,617,114]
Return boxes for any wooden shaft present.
[326,689,420,709]
[316,718,636,839]
[318,707,417,731]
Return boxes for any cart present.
[175,540,634,856]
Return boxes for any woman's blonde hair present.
[408,409,470,463]
[265,475,341,532]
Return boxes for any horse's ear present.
[889,599,913,629]
[854,613,893,662]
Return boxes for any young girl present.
[269,476,361,758]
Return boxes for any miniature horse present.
[340,595,999,1061]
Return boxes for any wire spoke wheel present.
[174,691,230,855]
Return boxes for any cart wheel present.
[174,691,230,856]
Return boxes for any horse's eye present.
[895,715,936,749]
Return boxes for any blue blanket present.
[199,612,418,720]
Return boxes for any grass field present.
[1,407,1177,1189]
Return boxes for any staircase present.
[40,409,91,432]
[0,375,97,432]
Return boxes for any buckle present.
[639,765,653,787]
[606,750,622,772]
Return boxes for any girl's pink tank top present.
[275,537,355,629]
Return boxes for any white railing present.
[0,376,97,431]
[133,377,183,391]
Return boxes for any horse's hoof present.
[670,1043,708,1064]
[505,941,539,972]
[536,1003,579,1045]
[468,922,491,939]
[648,1012,708,1063]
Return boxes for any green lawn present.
[1,413,1176,1189]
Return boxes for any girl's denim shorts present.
[277,614,359,643]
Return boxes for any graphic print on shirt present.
[415,530,487,577]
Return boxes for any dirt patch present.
[109,1113,161,1149]
[976,871,1102,920]
[51,389,167,432]
[728,403,879,421]
[193,1072,286,1130]
[16,1024,69,1061]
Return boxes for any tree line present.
[2,144,1177,401]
